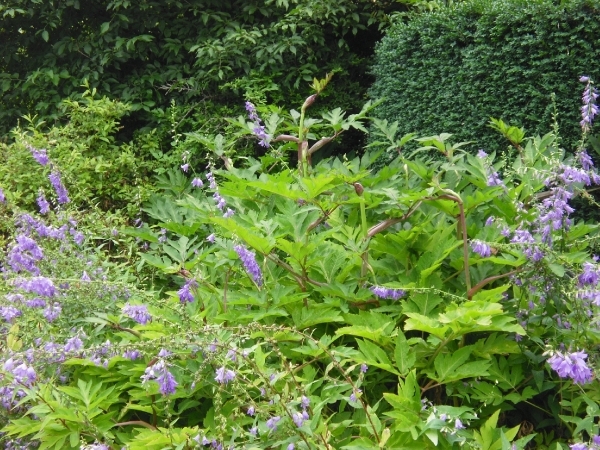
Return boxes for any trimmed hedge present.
[370,0,600,153]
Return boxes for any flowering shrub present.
[2,76,600,449]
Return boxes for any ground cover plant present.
[1,75,600,449]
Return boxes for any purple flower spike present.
[27,145,49,166]
[141,359,178,395]
[122,303,151,325]
[370,286,406,300]
[178,279,198,303]
[471,240,492,257]
[234,244,263,286]
[48,170,69,204]
[580,76,599,132]
[547,350,593,385]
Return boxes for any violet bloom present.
[43,302,62,322]
[17,276,56,297]
[0,188,5,203]
[247,406,255,416]
[122,303,151,324]
[141,359,178,395]
[37,193,50,214]
[471,240,492,257]
[81,271,91,282]
[455,419,466,430]
[580,76,599,132]
[192,177,204,188]
[578,262,599,287]
[245,101,271,148]
[206,233,216,243]
[223,208,235,218]
[266,416,281,432]
[181,163,189,172]
[578,149,595,170]
[234,244,263,286]
[206,171,218,189]
[8,234,44,275]
[547,350,593,385]
[360,363,368,373]
[570,444,588,450]
[64,335,83,353]
[477,150,488,158]
[214,366,236,384]
[123,349,141,360]
[0,306,22,322]
[48,170,69,204]
[178,279,198,303]
[349,389,362,403]
[292,411,306,427]
[487,171,504,187]
[287,444,295,450]
[370,286,406,300]
[27,145,49,166]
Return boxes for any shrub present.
[370,0,600,154]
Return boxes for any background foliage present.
[370,0,600,154]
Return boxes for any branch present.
[467,269,520,300]
[272,134,300,143]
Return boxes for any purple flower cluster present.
[580,76,599,132]
[547,350,593,385]
[245,102,270,148]
[141,359,178,395]
[122,303,152,324]
[471,240,492,258]
[37,192,50,214]
[206,171,235,218]
[370,285,406,300]
[27,144,49,166]
[292,395,310,427]
[178,279,198,303]
[16,214,67,240]
[234,244,263,286]
[0,358,37,409]
[16,276,56,297]
[0,188,5,203]
[8,234,44,275]
[48,170,69,204]
[192,177,203,188]
[266,416,281,432]
[214,366,236,384]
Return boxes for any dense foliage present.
[370,0,600,154]
[2,77,600,449]
[0,0,400,151]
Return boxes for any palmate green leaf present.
[404,313,449,339]
[290,305,344,329]
[431,345,490,384]
[246,179,305,201]
[394,330,416,375]
[211,217,275,254]
[383,370,422,432]
[299,174,341,199]
[472,333,521,358]
[357,338,399,375]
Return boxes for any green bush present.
[370,0,600,154]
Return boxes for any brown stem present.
[367,201,422,238]
[308,131,343,155]
[272,134,300,143]
[467,269,520,300]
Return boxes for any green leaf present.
[41,30,49,42]
[394,330,415,375]
[357,339,399,375]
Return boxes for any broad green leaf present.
[394,330,415,375]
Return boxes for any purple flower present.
[292,411,306,427]
[370,285,406,300]
[123,349,141,360]
[122,303,151,324]
[477,150,488,158]
[579,262,599,287]
[26,298,46,308]
[215,367,236,384]
[141,359,178,395]
[580,76,599,132]
[27,145,49,165]
[8,234,44,275]
[0,306,22,322]
[81,271,91,282]
[234,244,263,286]
[266,416,281,432]
[249,426,258,436]
[64,335,83,353]
[37,193,50,214]
[43,302,62,322]
[206,233,216,243]
[245,101,271,147]
[578,149,595,170]
[247,406,255,416]
[17,276,56,297]
[223,208,234,218]
[287,444,295,450]
[213,192,227,211]
[471,240,492,257]
[192,177,204,188]
[48,170,69,204]
[487,171,504,187]
[301,395,310,409]
[206,172,218,189]
[360,363,368,373]
[547,350,593,385]
[455,419,466,430]
[349,389,361,403]
[181,163,189,172]
[0,188,5,203]
[178,279,198,303]
[570,444,588,450]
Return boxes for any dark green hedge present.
[370,0,600,153]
